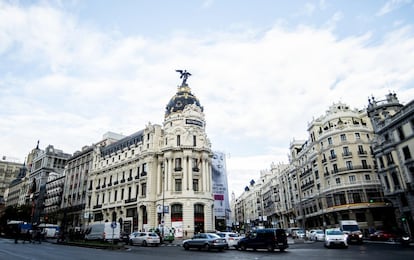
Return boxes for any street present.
[0,237,413,260]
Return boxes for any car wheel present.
[266,244,274,252]
[129,240,133,246]
[280,248,285,252]
[183,243,190,250]
[205,243,210,251]
[142,240,147,247]
[240,244,246,251]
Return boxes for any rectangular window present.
[365,174,371,181]
[358,145,365,154]
[175,158,182,171]
[355,133,360,139]
[349,175,356,183]
[141,183,147,196]
[402,146,412,160]
[397,126,405,141]
[343,146,350,156]
[346,161,353,170]
[193,135,197,147]
[362,159,368,169]
[177,135,181,146]
[330,149,336,159]
[114,190,118,201]
[121,188,124,200]
[340,134,347,141]
[328,137,333,145]
[386,153,395,165]
[175,179,182,191]
[193,179,199,191]
[336,177,341,184]
[333,164,338,173]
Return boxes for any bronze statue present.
[176,70,191,85]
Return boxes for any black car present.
[344,230,363,244]
[237,228,288,252]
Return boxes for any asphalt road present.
[0,237,413,260]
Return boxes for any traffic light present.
[369,198,374,203]
[401,216,406,222]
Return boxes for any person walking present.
[14,224,21,244]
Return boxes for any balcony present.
[120,179,125,183]
[95,186,100,190]
[127,177,133,181]
[141,172,147,177]
[107,182,112,187]
[358,150,368,156]
[192,167,200,172]
[174,167,183,172]
[329,155,337,160]
[124,198,137,204]
[114,181,119,185]
[93,204,102,209]
[101,184,106,188]
[342,152,353,158]
[135,175,139,179]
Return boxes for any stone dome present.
[165,84,203,117]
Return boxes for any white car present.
[129,231,160,246]
[216,232,242,249]
[311,229,325,241]
[324,228,348,248]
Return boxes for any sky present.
[1,0,414,197]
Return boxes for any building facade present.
[85,75,214,237]
[367,93,414,236]
[235,102,393,236]
[28,144,71,225]
[0,158,23,204]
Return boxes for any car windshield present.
[207,233,220,239]
[327,230,343,235]
[316,230,324,234]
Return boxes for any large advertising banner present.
[211,152,230,222]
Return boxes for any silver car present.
[182,233,227,251]
[129,231,160,246]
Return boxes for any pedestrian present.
[14,224,21,244]
[23,229,31,244]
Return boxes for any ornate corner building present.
[367,93,414,236]
[84,75,214,236]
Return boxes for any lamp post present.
[161,162,165,242]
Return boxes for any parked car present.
[182,233,227,251]
[369,230,398,241]
[310,229,325,241]
[237,228,288,252]
[217,232,242,249]
[324,228,348,249]
[129,231,160,246]
[294,229,306,239]
[120,231,130,243]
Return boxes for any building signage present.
[185,119,203,127]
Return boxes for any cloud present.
[376,0,412,16]
[1,2,414,197]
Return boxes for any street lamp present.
[161,162,165,242]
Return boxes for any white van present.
[84,222,121,242]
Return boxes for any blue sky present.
[1,0,414,196]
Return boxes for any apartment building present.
[367,93,414,236]
[235,101,392,235]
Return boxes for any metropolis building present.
[85,73,214,236]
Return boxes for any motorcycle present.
[400,233,411,247]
